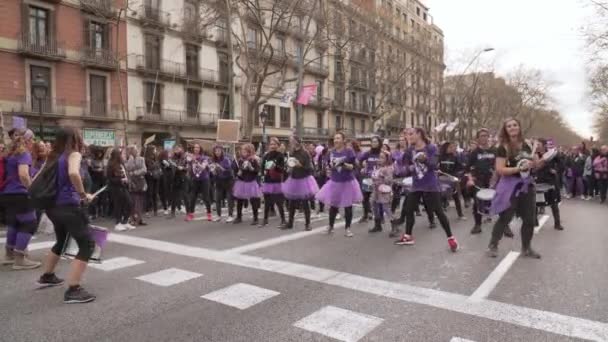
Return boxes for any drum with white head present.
[361,178,374,193]
[535,183,553,206]
[476,188,496,216]
[287,157,298,168]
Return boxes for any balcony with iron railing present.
[16,96,67,116]
[79,0,116,18]
[333,100,371,115]
[135,107,217,126]
[180,16,206,41]
[246,42,289,65]
[305,62,329,77]
[302,127,329,137]
[81,101,122,119]
[81,47,118,70]
[130,55,225,87]
[137,5,171,28]
[305,96,332,109]
[17,33,66,60]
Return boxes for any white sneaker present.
[336,214,342,220]
[114,223,127,232]
[345,229,354,237]
[213,216,222,222]
[580,196,586,200]
[125,223,136,230]
[164,210,170,215]
[225,216,235,223]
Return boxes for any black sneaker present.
[487,244,499,258]
[304,224,312,231]
[522,248,541,259]
[428,222,437,229]
[281,223,294,230]
[554,225,564,231]
[232,218,242,224]
[37,273,64,288]
[64,286,96,304]
[250,220,259,226]
[470,225,482,235]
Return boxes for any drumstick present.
[437,170,459,182]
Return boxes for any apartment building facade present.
[125,0,238,146]
[326,0,445,139]
[0,0,128,145]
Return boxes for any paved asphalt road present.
[1,199,607,342]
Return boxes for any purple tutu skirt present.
[315,179,363,208]
[281,176,320,200]
[233,180,262,200]
[262,182,283,195]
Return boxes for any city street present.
[1,199,607,342]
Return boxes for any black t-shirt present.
[496,143,533,176]
[535,152,560,185]
[261,151,285,183]
[467,146,497,185]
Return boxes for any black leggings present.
[289,199,310,226]
[404,191,452,237]
[110,186,131,224]
[490,187,535,249]
[397,193,434,224]
[329,206,353,229]
[362,191,372,218]
[189,179,211,214]
[215,179,234,217]
[543,188,561,226]
[170,185,187,214]
[264,193,285,222]
[145,175,160,214]
[47,206,94,262]
[236,198,260,220]
[597,178,608,202]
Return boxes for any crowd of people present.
[1,117,607,304]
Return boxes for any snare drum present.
[287,157,297,168]
[362,178,374,192]
[61,225,108,264]
[535,183,553,206]
[400,177,413,195]
[476,188,496,216]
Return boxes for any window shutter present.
[48,9,56,44]
[83,19,90,48]
[21,3,29,38]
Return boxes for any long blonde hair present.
[498,118,524,158]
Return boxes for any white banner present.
[279,88,296,108]
[434,122,448,132]
[446,119,460,132]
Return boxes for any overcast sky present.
[426,0,594,139]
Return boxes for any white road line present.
[450,338,476,342]
[223,218,359,254]
[534,215,550,234]
[107,233,608,341]
[28,241,55,251]
[469,213,550,302]
[89,257,145,272]
[201,283,280,310]
[468,251,521,302]
[135,267,202,287]
[293,305,384,342]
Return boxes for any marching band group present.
[2,116,607,304]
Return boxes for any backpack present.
[29,158,59,209]
[0,156,8,192]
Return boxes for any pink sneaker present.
[394,234,415,246]
[207,213,213,222]
[448,236,459,252]
[185,213,194,222]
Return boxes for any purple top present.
[358,150,381,177]
[190,155,210,181]
[392,150,406,177]
[56,154,80,206]
[404,144,440,192]
[329,148,357,183]
[3,152,31,194]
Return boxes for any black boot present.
[388,220,401,238]
[470,225,482,234]
[368,219,382,233]
[552,205,564,230]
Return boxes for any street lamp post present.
[259,109,268,154]
[32,74,48,141]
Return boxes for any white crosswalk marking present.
[89,257,145,272]
[201,283,280,310]
[135,268,202,287]
[450,338,476,342]
[293,306,384,342]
